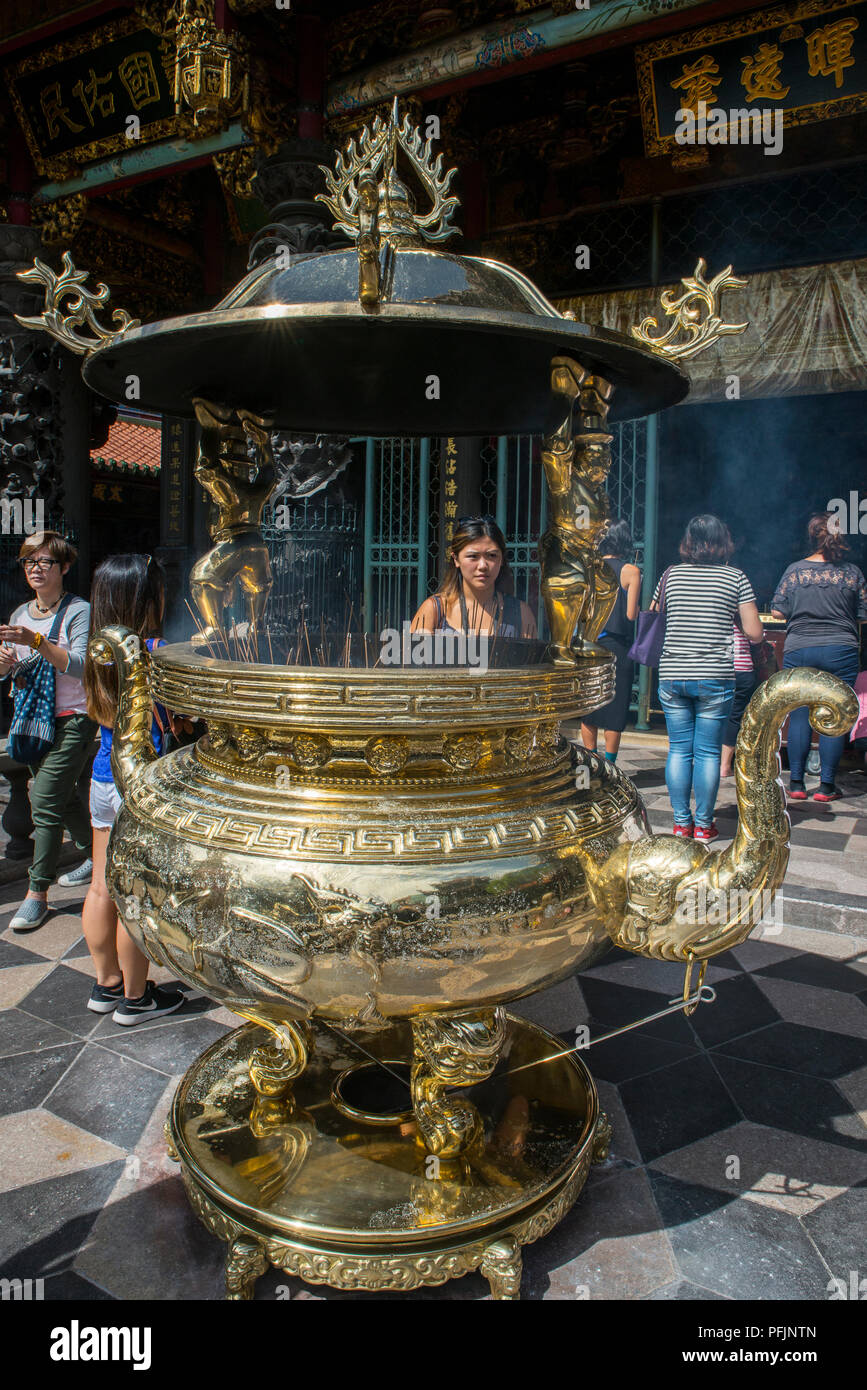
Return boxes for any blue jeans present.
[782,644,860,786]
[658,679,735,827]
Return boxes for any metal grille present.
[366,437,431,630]
[262,497,361,635]
[659,164,867,280]
[481,434,547,635]
[570,161,867,294]
[570,201,655,294]
[608,420,648,572]
[608,421,647,715]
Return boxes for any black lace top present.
[771,560,867,653]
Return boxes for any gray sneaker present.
[58,859,93,887]
[10,898,50,932]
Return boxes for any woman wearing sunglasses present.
[0,531,97,931]
[411,515,537,641]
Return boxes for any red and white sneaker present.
[672,824,694,838]
[694,823,719,842]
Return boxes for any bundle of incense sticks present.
[181,599,529,668]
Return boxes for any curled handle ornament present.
[88,626,156,799]
[586,669,858,963]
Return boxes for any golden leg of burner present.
[248,1018,311,1099]
[592,1111,613,1163]
[411,1007,507,1159]
[481,1235,522,1300]
[226,1236,268,1301]
[163,1116,180,1162]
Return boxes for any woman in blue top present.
[81,554,187,1026]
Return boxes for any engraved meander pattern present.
[123,743,641,861]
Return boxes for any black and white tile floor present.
[1,749,865,1301]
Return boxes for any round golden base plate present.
[168,1017,607,1299]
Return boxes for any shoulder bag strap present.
[46,592,73,645]
[656,566,673,613]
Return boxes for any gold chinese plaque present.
[636,0,867,158]
[5,12,182,176]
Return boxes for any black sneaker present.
[87,980,125,1014]
[113,982,185,1027]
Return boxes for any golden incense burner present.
[19,104,857,1300]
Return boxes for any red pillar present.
[8,127,33,226]
[296,2,325,140]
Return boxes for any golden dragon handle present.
[588,668,858,962]
[87,625,157,799]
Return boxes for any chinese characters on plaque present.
[637,0,867,156]
[160,418,192,545]
[7,17,177,170]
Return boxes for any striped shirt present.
[733,626,754,672]
[651,564,755,679]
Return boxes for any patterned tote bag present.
[8,595,72,765]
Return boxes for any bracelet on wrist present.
[32,632,44,650]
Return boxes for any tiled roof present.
[91,417,161,476]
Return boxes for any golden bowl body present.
[105,642,645,1029]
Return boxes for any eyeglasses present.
[20,558,58,572]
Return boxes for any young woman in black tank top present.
[411,516,537,641]
[580,519,641,763]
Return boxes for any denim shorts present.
[90,779,122,830]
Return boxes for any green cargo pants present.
[27,711,98,892]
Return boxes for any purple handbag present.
[628,566,672,667]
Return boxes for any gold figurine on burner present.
[539,357,619,664]
[189,397,276,646]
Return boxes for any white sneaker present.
[58,859,93,887]
[10,898,50,932]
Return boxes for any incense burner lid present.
[81,243,688,433]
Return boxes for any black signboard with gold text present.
[6,13,179,175]
[637,0,867,156]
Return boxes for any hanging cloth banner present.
[555,256,867,404]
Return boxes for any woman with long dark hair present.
[81,554,185,1025]
[581,518,641,763]
[0,531,97,930]
[771,511,867,802]
[652,514,764,841]
[411,515,537,640]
